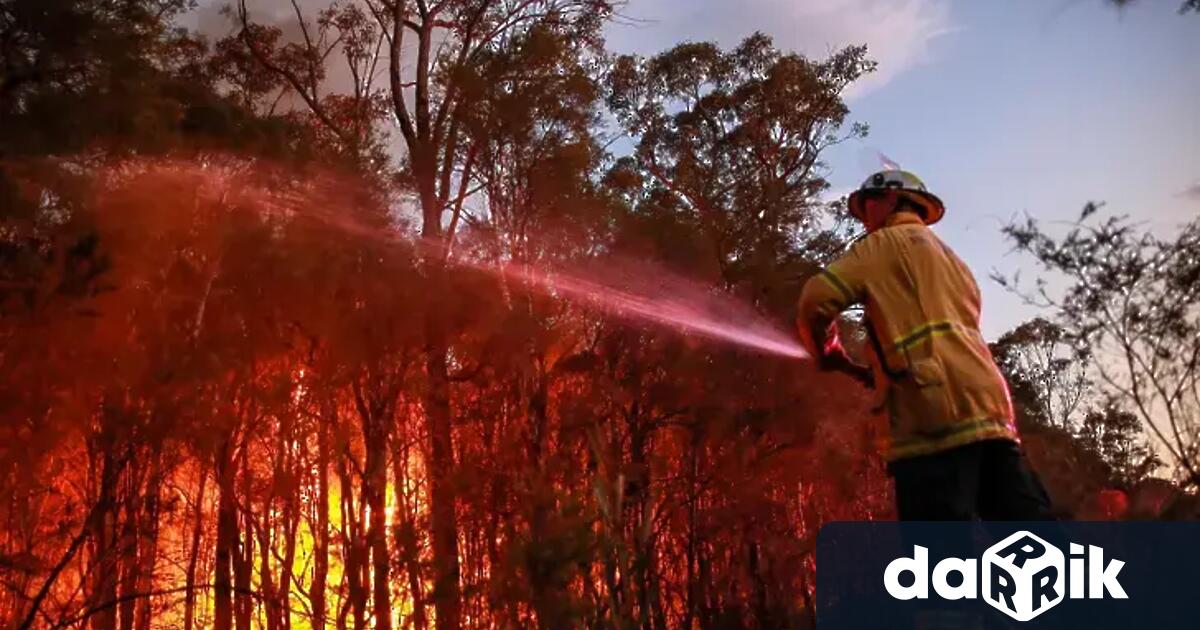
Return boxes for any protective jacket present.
[797,212,1019,462]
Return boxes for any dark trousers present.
[888,438,1054,521]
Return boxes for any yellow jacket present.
[797,212,1018,462]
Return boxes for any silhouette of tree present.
[990,317,1090,430]
[1078,403,1160,489]
[998,208,1200,488]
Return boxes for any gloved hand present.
[819,350,875,388]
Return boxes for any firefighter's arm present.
[796,259,873,386]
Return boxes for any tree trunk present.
[277,410,300,630]
[748,541,770,629]
[234,447,253,630]
[415,135,463,627]
[214,439,237,630]
[629,420,652,630]
[117,458,140,630]
[257,511,278,630]
[279,486,299,630]
[358,492,371,630]
[260,422,285,630]
[393,420,428,630]
[353,379,395,630]
[335,457,354,630]
[684,431,700,630]
[366,431,391,630]
[338,454,367,630]
[184,463,207,630]
[424,315,461,630]
[90,440,120,630]
[134,455,161,630]
[527,367,563,629]
[312,411,330,630]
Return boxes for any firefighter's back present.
[859,215,1019,461]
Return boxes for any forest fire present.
[1,155,846,629]
[3,0,1196,629]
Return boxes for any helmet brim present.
[847,189,945,226]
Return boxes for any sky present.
[190,0,1199,340]
[603,0,1200,339]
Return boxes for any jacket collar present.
[879,211,926,230]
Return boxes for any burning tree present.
[0,2,895,629]
[229,3,619,625]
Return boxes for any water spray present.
[461,258,809,360]
[93,158,810,360]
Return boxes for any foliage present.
[606,33,873,300]
[1077,403,1161,489]
[997,209,1200,487]
[990,317,1090,430]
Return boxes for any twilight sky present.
[603,0,1199,339]
[191,1,1198,339]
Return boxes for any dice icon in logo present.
[982,531,1064,621]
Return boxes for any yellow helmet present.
[847,170,945,225]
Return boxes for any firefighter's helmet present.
[847,170,945,226]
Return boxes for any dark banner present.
[816,521,1200,629]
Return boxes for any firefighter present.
[796,170,1053,521]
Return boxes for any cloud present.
[1178,181,1200,202]
[606,0,957,98]
[183,0,366,43]
[189,1,953,100]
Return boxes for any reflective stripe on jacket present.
[797,213,1018,462]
